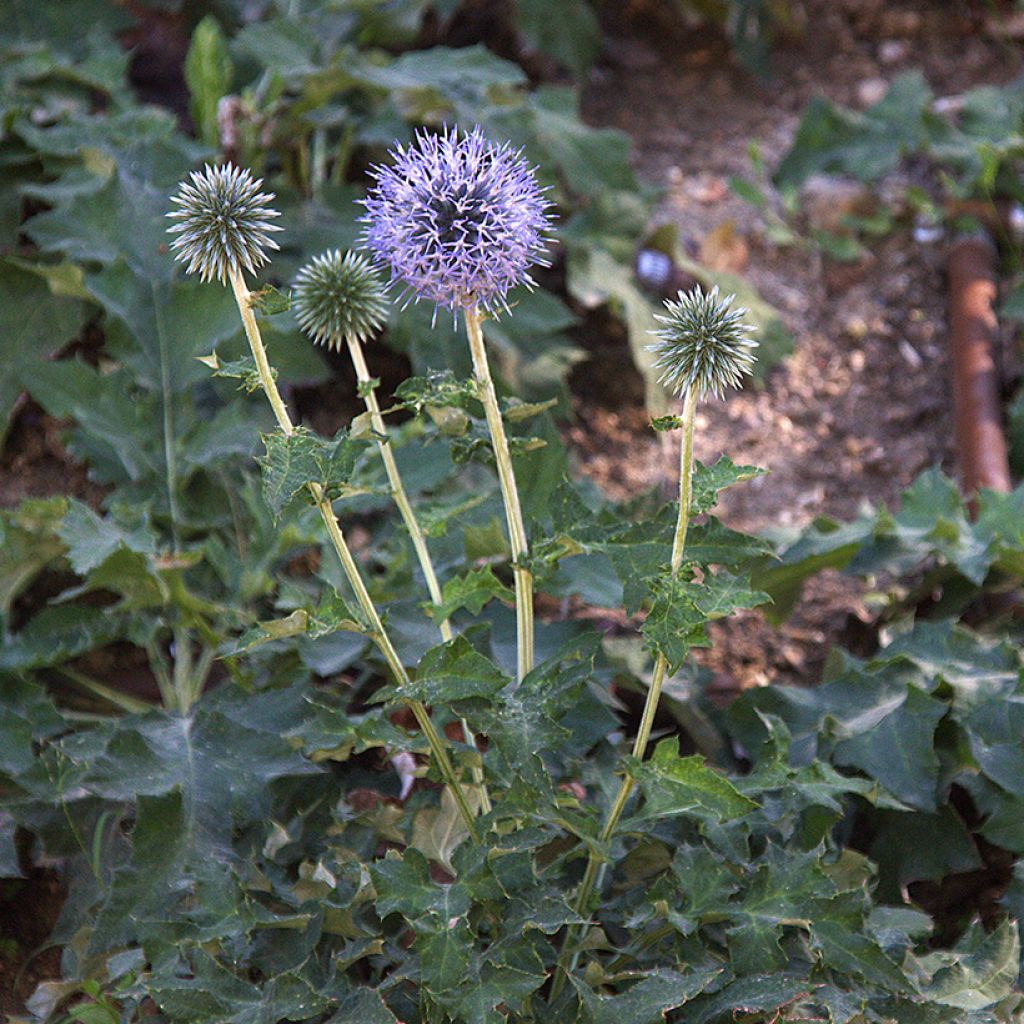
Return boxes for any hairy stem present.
[463,307,534,682]
[550,387,698,999]
[227,268,479,839]
[345,334,491,813]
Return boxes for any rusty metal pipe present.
[946,233,1012,497]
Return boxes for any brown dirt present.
[568,0,1023,692]
[0,867,64,1021]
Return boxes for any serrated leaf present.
[687,973,810,1024]
[398,636,509,706]
[258,426,364,518]
[430,567,514,623]
[626,738,758,824]
[572,967,722,1024]
[371,848,457,920]
[641,573,707,672]
[921,919,1020,1010]
[58,499,156,575]
[691,456,766,515]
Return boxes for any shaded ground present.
[570,0,1022,689]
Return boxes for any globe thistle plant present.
[553,285,758,999]
[293,248,492,812]
[167,170,479,839]
[648,285,758,401]
[361,125,552,315]
[292,250,390,349]
[167,163,281,284]
[362,126,552,683]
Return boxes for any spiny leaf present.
[626,737,758,824]
[258,426,365,518]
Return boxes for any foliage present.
[1,4,1024,1024]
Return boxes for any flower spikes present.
[361,125,553,316]
[648,285,757,400]
[167,163,281,284]
[293,250,390,348]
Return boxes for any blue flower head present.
[361,126,552,316]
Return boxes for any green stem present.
[345,335,491,814]
[550,387,698,1000]
[154,291,194,713]
[227,269,479,839]
[463,307,534,682]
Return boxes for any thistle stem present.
[344,333,491,813]
[227,268,479,840]
[463,307,534,682]
[550,387,698,1000]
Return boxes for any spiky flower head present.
[167,163,281,284]
[361,125,552,315]
[292,250,390,348]
[648,286,758,400]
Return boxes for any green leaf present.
[398,635,509,706]
[0,258,86,446]
[964,696,1024,795]
[88,703,319,953]
[691,457,766,515]
[831,683,947,811]
[626,738,758,824]
[869,807,983,899]
[687,973,811,1024]
[514,0,600,77]
[811,896,914,993]
[356,45,526,121]
[396,369,478,410]
[371,848,459,920]
[26,169,172,281]
[921,919,1020,1010]
[258,426,364,517]
[641,573,708,672]
[0,812,22,877]
[184,16,232,148]
[26,360,160,484]
[411,784,481,874]
[0,497,67,619]
[325,990,399,1024]
[775,72,936,188]
[430,567,514,623]
[221,609,310,658]
[0,605,135,671]
[572,967,722,1024]
[58,499,156,575]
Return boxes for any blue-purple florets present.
[361,126,552,315]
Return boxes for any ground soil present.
[0,868,64,1021]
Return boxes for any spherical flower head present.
[648,286,758,400]
[292,250,390,348]
[361,126,552,315]
[167,163,281,284]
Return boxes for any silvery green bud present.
[167,163,281,283]
[292,250,390,348]
[648,286,757,400]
